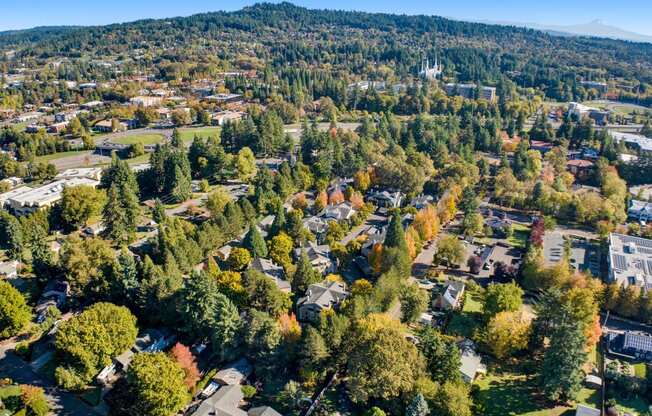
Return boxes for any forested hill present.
[1,2,652,92]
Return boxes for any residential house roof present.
[249,258,291,292]
[434,281,465,310]
[248,406,282,416]
[297,280,349,311]
[321,202,356,221]
[575,404,601,416]
[457,339,486,383]
[191,385,247,416]
[214,358,253,386]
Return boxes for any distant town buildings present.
[568,102,610,125]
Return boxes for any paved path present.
[0,342,101,416]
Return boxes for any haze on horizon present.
[2,0,652,37]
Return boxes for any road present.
[0,341,101,416]
[340,213,386,245]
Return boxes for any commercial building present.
[3,177,100,215]
[608,233,652,290]
[129,96,163,107]
[611,131,652,155]
[444,83,496,102]
[568,102,610,125]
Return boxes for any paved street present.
[340,213,386,245]
[0,342,101,416]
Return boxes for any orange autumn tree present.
[278,313,302,343]
[292,192,308,210]
[315,191,328,211]
[368,243,384,274]
[329,189,345,205]
[349,191,365,210]
[169,342,200,390]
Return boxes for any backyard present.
[508,223,531,249]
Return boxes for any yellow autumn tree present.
[484,311,531,359]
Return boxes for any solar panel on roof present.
[623,332,652,353]
[613,254,628,270]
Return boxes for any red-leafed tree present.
[529,218,545,248]
[169,342,200,390]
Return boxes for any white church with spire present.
[419,56,442,81]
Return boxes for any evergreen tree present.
[171,164,191,203]
[406,393,429,416]
[293,250,320,294]
[101,156,140,244]
[418,327,461,384]
[540,305,588,402]
[0,210,24,260]
[384,211,408,253]
[152,198,166,224]
[211,294,242,361]
[243,224,268,258]
[270,205,287,237]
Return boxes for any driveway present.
[340,213,386,245]
[0,343,101,416]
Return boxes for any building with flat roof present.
[608,233,652,290]
[4,177,100,215]
[444,83,496,102]
[611,131,652,155]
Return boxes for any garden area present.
[507,224,531,249]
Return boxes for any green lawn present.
[178,127,221,142]
[34,150,90,162]
[475,363,600,416]
[508,224,531,249]
[446,291,483,338]
[111,133,164,145]
[127,154,151,165]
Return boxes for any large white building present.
[608,233,652,290]
[611,131,652,155]
[2,177,100,215]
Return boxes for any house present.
[248,406,282,416]
[35,280,70,322]
[607,331,652,361]
[608,233,652,290]
[191,385,246,416]
[97,329,173,385]
[367,189,403,209]
[249,257,291,292]
[0,177,23,189]
[628,200,652,223]
[94,119,127,133]
[214,358,253,386]
[321,202,356,221]
[297,281,349,322]
[575,404,601,416]
[530,140,555,154]
[484,216,511,237]
[206,93,243,105]
[567,159,595,181]
[0,260,19,279]
[432,281,465,310]
[457,339,486,383]
[410,194,434,210]
[294,242,336,275]
[303,216,329,240]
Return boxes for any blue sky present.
[2,0,651,35]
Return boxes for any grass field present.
[34,150,89,162]
[583,100,651,116]
[447,291,483,338]
[475,362,600,416]
[508,224,531,249]
[111,133,165,145]
[178,126,221,142]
